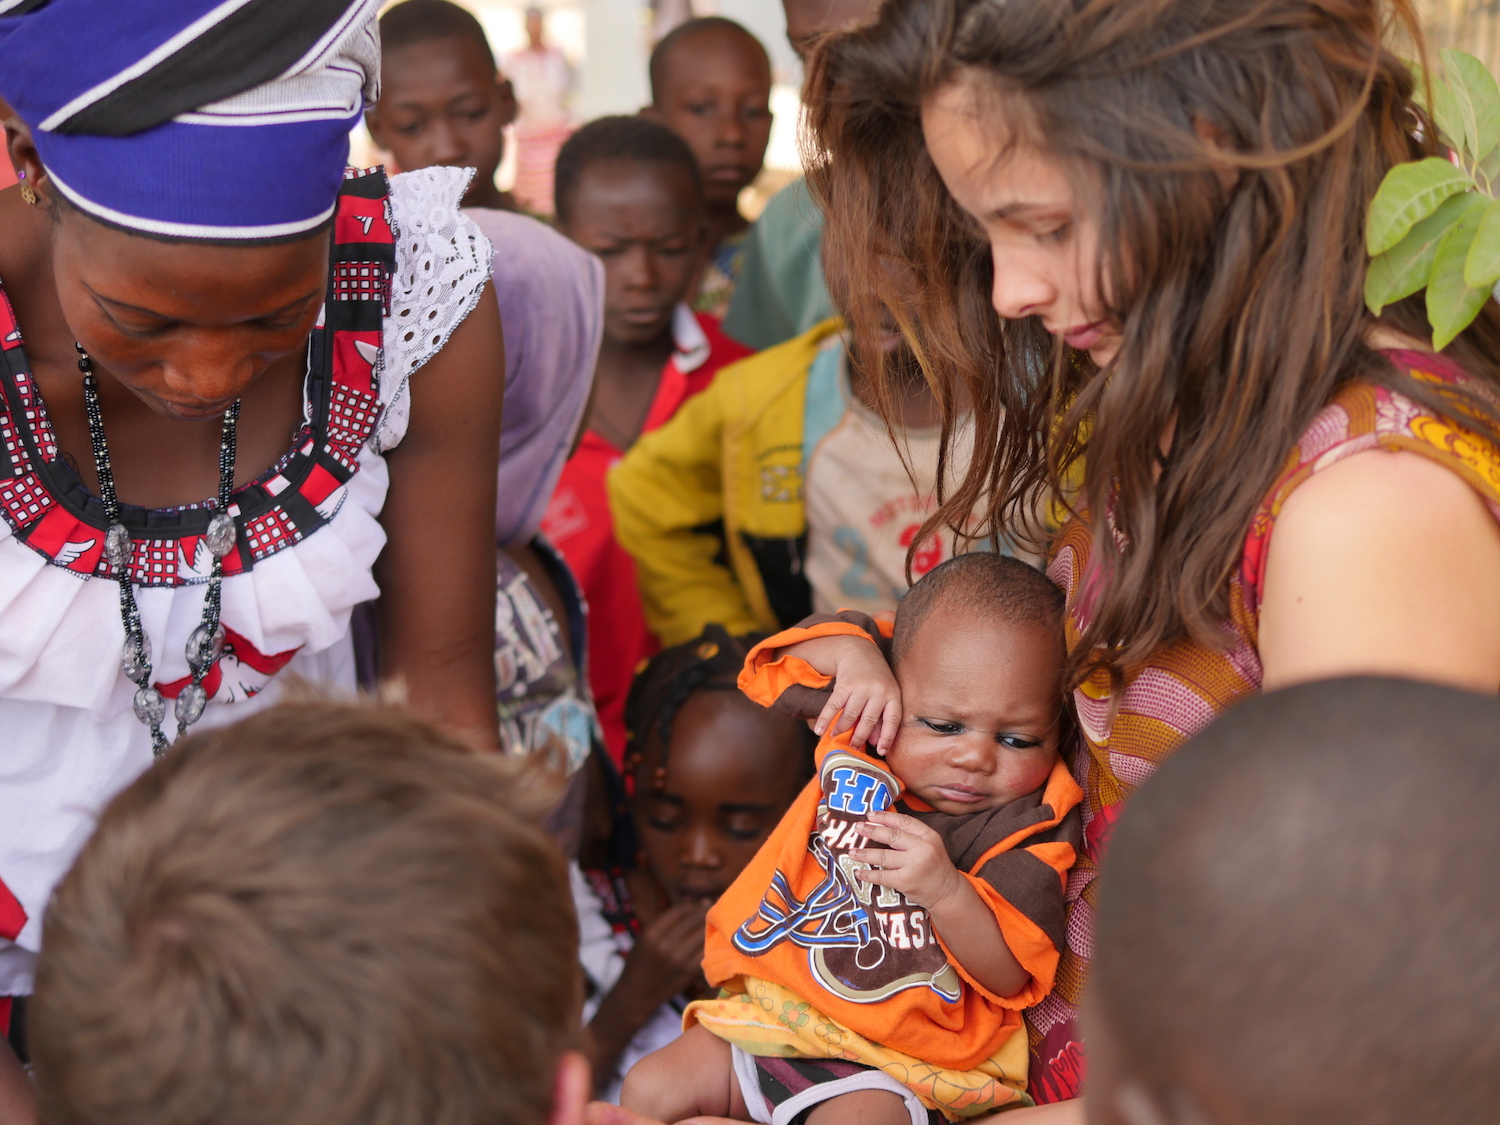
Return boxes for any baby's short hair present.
[891,552,1063,666]
[553,115,704,224]
[31,701,576,1125]
[1094,677,1500,1125]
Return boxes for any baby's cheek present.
[1000,749,1057,799]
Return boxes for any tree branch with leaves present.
[1367,49,1500,348]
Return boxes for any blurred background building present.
[1412,0,1499,68]
[2,1,1493,197]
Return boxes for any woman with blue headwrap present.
[0,0,506,1091]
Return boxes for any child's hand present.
[808,639,902,755]
[849,810,965,911]
[623,902,709,1005]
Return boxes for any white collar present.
[672,304,710,374]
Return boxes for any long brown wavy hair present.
[804,0,1500,690]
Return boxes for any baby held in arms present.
[623,553,1082,1125]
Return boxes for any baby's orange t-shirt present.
[701,617,1083,1073]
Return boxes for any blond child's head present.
[883,552,1067,814]
[30,700,586,1125]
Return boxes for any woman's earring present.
[18,171,37,206]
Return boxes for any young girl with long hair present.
[803,0,1500,1112]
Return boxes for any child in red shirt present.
[544,116,752,762]
[623,553,1082,1123]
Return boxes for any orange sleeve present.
[736,620,883,706]
[934,875,1061,1011]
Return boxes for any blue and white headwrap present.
[0,0,381,241]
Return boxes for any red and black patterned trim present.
[0,167,397,587]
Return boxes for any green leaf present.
[1479,144,1500,187]
[1464,198,1500,287]
[1366,157,1474,255]
[1442,49,1500,160]
[1427,193,1493,348]
[1413,60,1470,153]
[1366,192,1475,314]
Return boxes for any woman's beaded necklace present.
[76,344,240,758]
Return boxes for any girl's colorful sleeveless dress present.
[1027,350,1500,1102]
[0,166,491,997]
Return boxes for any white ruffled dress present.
[0,167,492,994]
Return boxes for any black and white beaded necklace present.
[76,344,240,758]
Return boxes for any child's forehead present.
[574,158,699,210]
[896,609,1065,699]
[655,28,768,88]
[382,35,495,89]
[640,691,803,778]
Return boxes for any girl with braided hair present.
[574,624,814,1102]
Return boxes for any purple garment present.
[467,208,604,547]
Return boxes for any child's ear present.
[495,74,518,129]
[639,105,663,123]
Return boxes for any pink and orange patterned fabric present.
[1026,350,1500,1103]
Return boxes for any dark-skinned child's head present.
[624,625,816,906]
[554,116,706,348]
[645,18,772,217]
[884,553,1067,816]
[1088,677,1500,1125]
[368,0,516,208]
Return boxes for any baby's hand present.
[809,638,902,755]
[849,810,965,911]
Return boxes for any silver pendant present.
[132,686,166,726]
[184,622,225,672]
[205,511,236,558]
[174,682,207,725]
[105,522,132,571]
[121,632,152,684]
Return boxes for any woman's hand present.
[375,282,505,749]
[783,635,902,754]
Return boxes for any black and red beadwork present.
[0,168,398,586]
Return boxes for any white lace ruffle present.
[375,166,494,452]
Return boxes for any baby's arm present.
[771,631,902,755]
[851,811,1030,999]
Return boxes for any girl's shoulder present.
[1240,353,1500,610]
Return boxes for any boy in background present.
[1089,675,1500,1125]
[368,2,606,785]
[545,116,751,764]
[26,700,589,1125]
[643,18,773,319]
